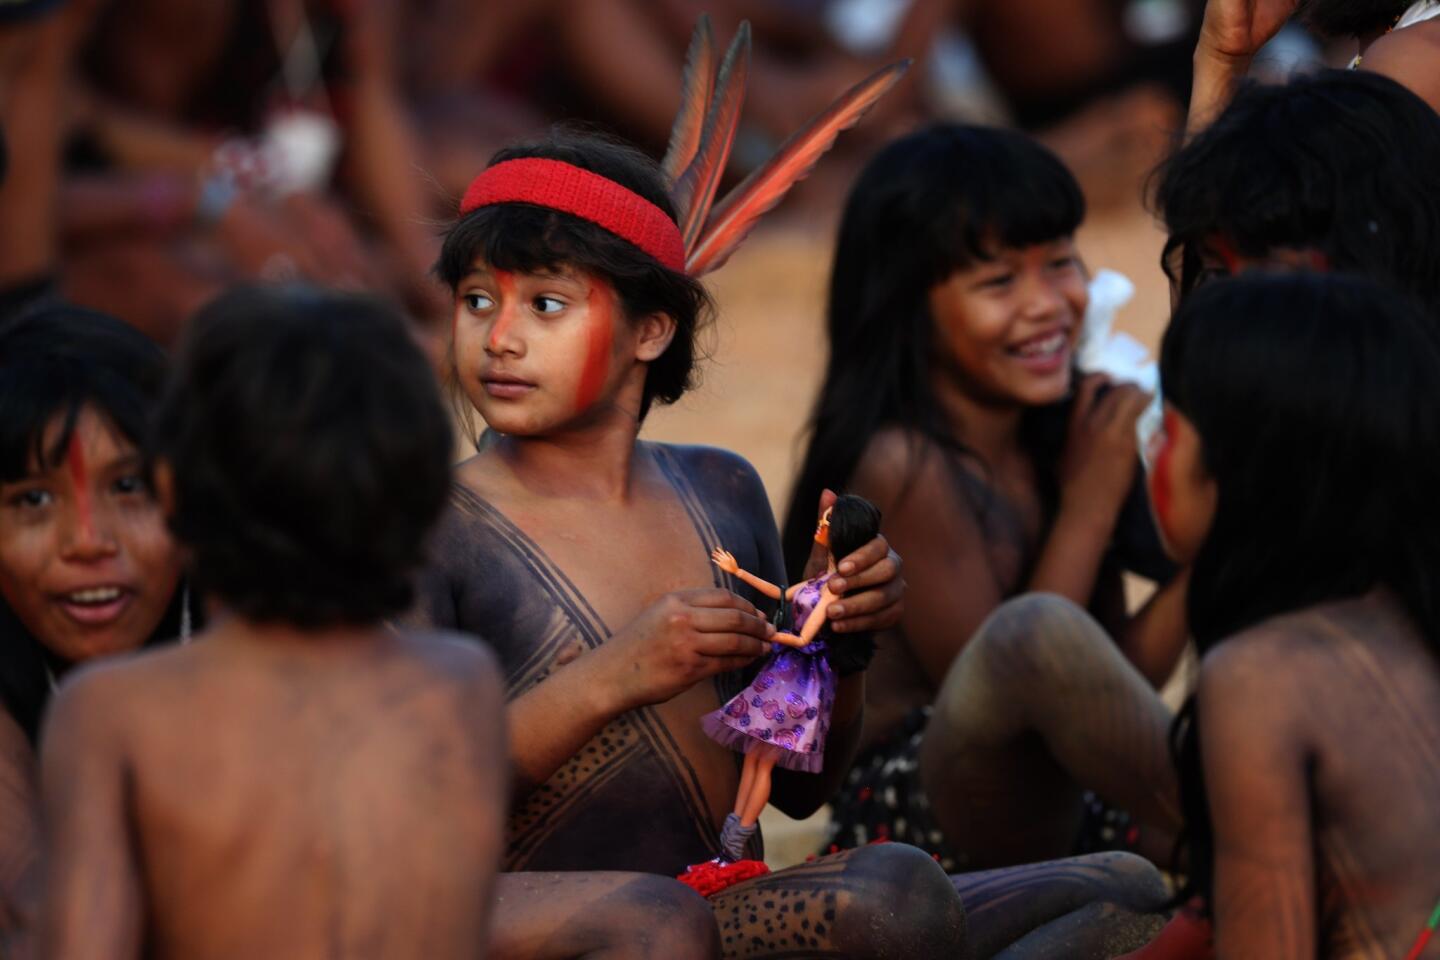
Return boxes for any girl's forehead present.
[23,407,136,477]
[465,259,591,284]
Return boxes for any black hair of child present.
[1159,271,1440,907]
[1155,69,1440,321]
[436,128,714,421]
[1296,0,1413,38]
[782,124,1084,580]
[152,286,453,629]
[0,304,189,743]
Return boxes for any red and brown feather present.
[686,59,910,278]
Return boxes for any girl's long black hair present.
[1164,272,1440,904]
[782,124,1085,578]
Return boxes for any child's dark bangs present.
[439,205,636,287]
[932,143,1084,275]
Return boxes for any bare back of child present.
[42,620,505,958]
[1199,592,1440,957]
[39,286,508,958]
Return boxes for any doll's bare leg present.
[739,748,778,827]
[490,871,720,960]
[919,594,1180,870]
[733,749,759,818]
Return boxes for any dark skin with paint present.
[1199,593,1440,959]
[1151,405,1440,958]
[39,616,509,960]
[0,408,183,957]
[414,262,963,958]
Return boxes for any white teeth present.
[67,587,122,605]
[1014,332,1067,358]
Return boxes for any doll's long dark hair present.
[782,125,1083,579]
[1164,272,1440,905]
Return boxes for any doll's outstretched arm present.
[711,548,783,599]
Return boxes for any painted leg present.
[919,593,1180,869]
[951,852,1169,958]
[709,843,971,959]
[490,871,721,960]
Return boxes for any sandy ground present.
[637,197,1175,867]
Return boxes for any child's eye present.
[8,489,52,509]
[534,296,566,315]
[112,474,147,496]
[980,273,1015,289]
[1049,256,1079,271]
[464,293,495,311]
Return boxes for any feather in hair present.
[671,21,751,253]
[686,59,910,277]
[661,14,716,185]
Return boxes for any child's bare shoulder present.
[1365,21,1440,111]
[651,441,769,508]
[393,629,502,685]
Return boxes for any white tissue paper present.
[1077,268,1158,394]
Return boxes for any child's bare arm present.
[505,589,774,798]
[38,669,143,960]
[1199,635,1316,959]
[0,710,40,956]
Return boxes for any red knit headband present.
[460,158,687,273]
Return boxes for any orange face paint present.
[487,269,519,352]
[67,430,94,542]
[575,283,616,412]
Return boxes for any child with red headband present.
[409,122,976,956]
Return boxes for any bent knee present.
[969,593,1111,681]
[833,844,968,954]
[1077,851,1169,913]
[619,876,720,959]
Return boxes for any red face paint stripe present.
[488,270,519,351]
[575,285,615,412]
[1212,236,1241,276]
[1148,409,1177,543]
[67,431,94,541]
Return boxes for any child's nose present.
[486,301,524,356]
[60,500,120,563]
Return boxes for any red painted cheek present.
[1212,236,1241,276]
[487,269,519,351]
[1148,410,1178,541]
[67,432,94,541]
[575,285,615,413]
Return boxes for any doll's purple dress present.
[701,574,835,774]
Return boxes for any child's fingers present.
[688,605,773,638]
[835,535,894,579]
[675,588,758,615]
[695,631,773,660]
[827,575,904,624]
